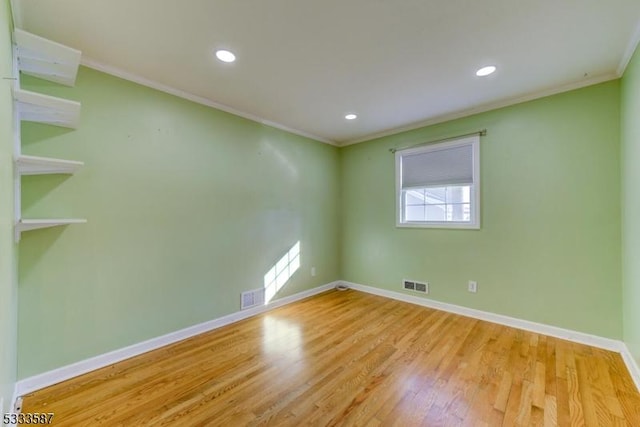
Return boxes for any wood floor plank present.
[20,289,640,426]
[576,356,603,426]
[544,394,558,427]
[533,361,546,409]
[555,376,571,427]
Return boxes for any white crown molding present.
[618,18,640,76]
[82,56,620,149]
[81,60,615,150]
[15,282,339,397]
[80,57,337,146]
[620,343,640,393]
[340,72,619,146]
[340,281,623,352]
[11,10,637,149]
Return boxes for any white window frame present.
[395,135,480,229]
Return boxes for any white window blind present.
[401,144,474,189]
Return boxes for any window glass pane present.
[403,187,473,223]
[447,185,470,203]
[448,203,469,221]
[464,204,471,221]
[426,204,446,221]
[424,187,446,204]
[405,205,425,221]
[404,189,425,205]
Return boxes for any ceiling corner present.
[80,56,336,147]
[9,0,23,28]
[617,18,640,76]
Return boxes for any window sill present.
[396,221,480,230]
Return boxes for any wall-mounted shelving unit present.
[14,28,81,87]
[16,154,83,175]
[12,29,86,242]
[16,219,87,235]
[13,88,80,128]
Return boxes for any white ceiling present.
[13,0,640,145]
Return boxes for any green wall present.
[341,81,622,339]
[622,44,640,366]
[12,30,634,380]
[0,0,17,413]
[17,68,341,378]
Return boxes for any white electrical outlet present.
[311,267,316,277]
[468,281,478,293]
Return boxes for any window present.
[396,135,480,229]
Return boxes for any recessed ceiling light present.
[476,65,496,77]
[345,114,357,120]
[215,49,236,63]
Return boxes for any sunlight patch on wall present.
[264,241,300,303]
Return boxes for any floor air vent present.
[241,288,265,310]
[403,279,428,294]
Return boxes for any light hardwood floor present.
[21,290,640,426]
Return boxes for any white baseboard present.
[15,280,640,398]
[341,281,623,352]
[15,282,338,397]
[4,382,20,418]
[344,281,640,393]
[1,383,20,418]
[11,383,19,413]
[620,343,640,393]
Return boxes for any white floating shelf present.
[13,88,81,129]
[14,29,81,87]
[15,218,86,241]
[16,154,83,175]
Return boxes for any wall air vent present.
[403,279,428,294]
[241,288,265,310]
[415,282,427,293]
